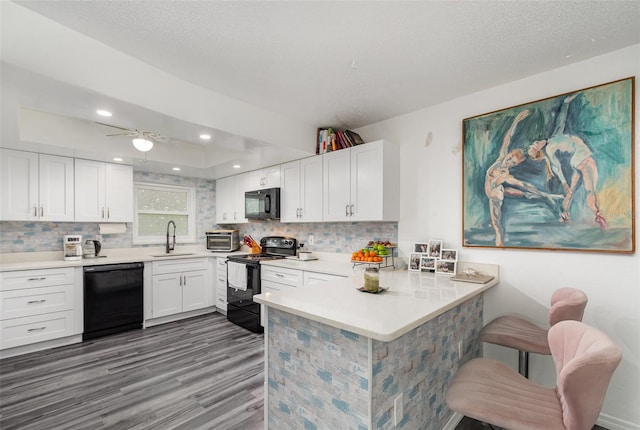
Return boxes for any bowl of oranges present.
[351,248,385,263]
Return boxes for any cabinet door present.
[152,273,182,318]
[39,154,74,221]
[300,156,323,222]
[322,149,352,221]
[74,159,106,222]
[350,141,384,221]
[231,173,248,223]
[280,160,301,222]
[247,166,281,190]
[182,270,208,312]
[0,149,38,220]
[105,163,133,222]
[263,166,281,188]
[215,177,229,224]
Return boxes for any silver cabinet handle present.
[27,299,47,304]
[28,326,46,332]
[107,208,110,220]
[27,277,46,281]
[34,206,38,217]
[350,205,355,216]
[102,207,105,219]
[275,273,285,278]
[299,208,303,218]
[345,205,350,216]
[40,206,44,217]
[183,275,187,286]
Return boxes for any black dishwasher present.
[83,262,144,340]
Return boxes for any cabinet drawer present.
[1,310,75,349]
[261,266,303,287]
[262,279,298,293]
[152,258,207,275]
[0,267,75,291]
[1,284,74,320]
[303,271,346,287]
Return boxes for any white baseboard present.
[598,412,640,430]
[442,412,463,430]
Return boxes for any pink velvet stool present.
[447,320,622,430]
[480,287,588,377]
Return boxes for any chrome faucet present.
[166,220,176,254]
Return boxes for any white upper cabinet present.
[216,173,248,224]
[280,156,323,223]
[323,140,400,222]
[0,149,74,221]
[246,165,281,190]
[74,159,133,222]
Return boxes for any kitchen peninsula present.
[254,263,499,430]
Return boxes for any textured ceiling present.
[13,0,640,130]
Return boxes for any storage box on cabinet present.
[216,257,228,312]
[0,267,77,350]
[151,258,210,319]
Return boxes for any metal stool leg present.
[518,350,529,378]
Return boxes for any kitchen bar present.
[254,262,499,429]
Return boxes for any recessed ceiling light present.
[233,164,241,169]
[199,134,211,140]
[96,109,112,117]
[113,157,123,162]
[172,167,181,171]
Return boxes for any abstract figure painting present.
[463,77,635,253]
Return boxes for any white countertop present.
[0,246,248,272]
[254,262,499,342]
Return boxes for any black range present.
[226,236,297,333]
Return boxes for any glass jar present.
[364,267,380,292]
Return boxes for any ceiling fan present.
[96,122,166,152]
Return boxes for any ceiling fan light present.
[132,137,153,152]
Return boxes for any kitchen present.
[1,2,639,430]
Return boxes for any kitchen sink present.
[150,252,196,257]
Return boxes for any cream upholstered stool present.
[480,287,588,377]
[447,320,622,430]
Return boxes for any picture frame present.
[420,256,436,272]
[408,253,423,271]
[440,249,458,261]
[413,243,429,253]
[428,240,443,258]
[436,260,457,275]
[462,77,635,253]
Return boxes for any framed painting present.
[462,77,635,253]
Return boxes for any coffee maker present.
[63,235,83,261]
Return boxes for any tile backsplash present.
[0,171,397,254]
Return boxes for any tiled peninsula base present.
[265,295,483,430]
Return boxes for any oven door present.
[227,261,263,333]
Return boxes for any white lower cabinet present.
[216,257,227,313]
[0,267,80,352]
[151,258,211,319]
[260,265,345,326]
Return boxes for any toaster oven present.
[206,230,240,252]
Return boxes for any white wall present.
[357,45,640,429]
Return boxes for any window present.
[133,182,196,245]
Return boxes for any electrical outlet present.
[308,234,314,245]
[458,340,463,360]
[394,393,403,426]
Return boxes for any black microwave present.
[245,187,280,220]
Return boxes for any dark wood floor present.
[0,313,609,430]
